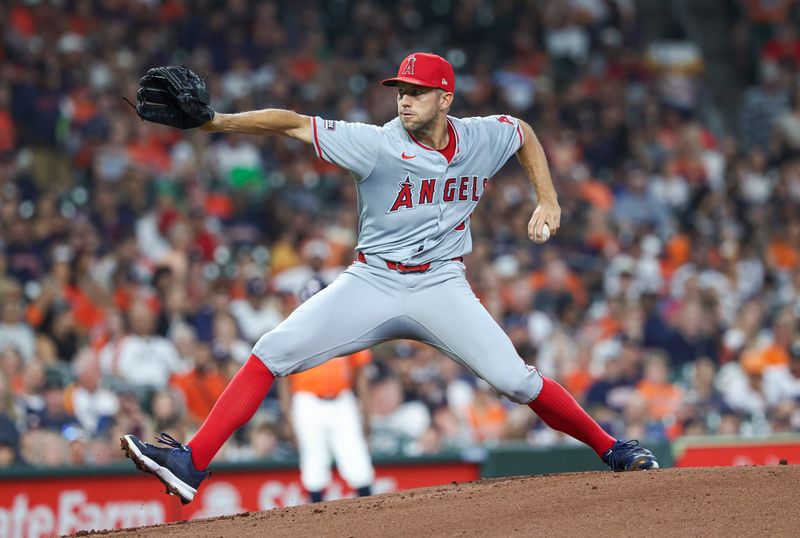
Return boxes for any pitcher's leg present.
[408,267,613,456]
[120,352,273,504]
[407,269,543,404]
[192,266,400,471]
[253,267,402,376]
[528,377,614,456]
[188,354,274,470]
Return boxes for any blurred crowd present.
[2,0,800,470]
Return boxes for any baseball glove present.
[128,66,215,129]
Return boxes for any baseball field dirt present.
[86,465,799,537]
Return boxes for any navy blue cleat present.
[602,440,659,472]
[120,433,209,504]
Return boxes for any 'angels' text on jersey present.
[388,175,489,212]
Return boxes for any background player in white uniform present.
[122,53,658,505]
[278,278,375,503]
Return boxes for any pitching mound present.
[87,466,799,537]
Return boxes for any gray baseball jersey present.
[310,115,524,264]
[253,113,543,404]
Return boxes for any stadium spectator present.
[211,311,251,365]
[64,348,119,436]
[612,165,672,237]
[679,358,726,434]
[772,85,800,161]
[99,299,187,391]
[0,279,35,362]
[430,404,473,451]
[740,60,791,151]
[0,84,16,157]
[636,351,683,422]
[761,22,800,68]
[718,350,769,417]
[20,428,70,468]
[171,341,229,425]
[368,372,430,455]
[18,359,47,423]
[466,380,509,444]
[230,276,283,343]
[149,387,188,441]
[156,280,194,340]
[235,419,294,462]
[27,373,79,433]
[0,414,24,468]
[762,338,800,405]
[623,391,668,442]
[0,369,21,424]
[108,387,155,457]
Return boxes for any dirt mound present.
[86,466,799,537]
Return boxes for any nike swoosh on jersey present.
[401,153,416,159]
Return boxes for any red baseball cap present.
[381,52,455,92]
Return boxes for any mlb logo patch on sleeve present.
[324,120,337,131]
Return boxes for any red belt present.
[357,252,462,273]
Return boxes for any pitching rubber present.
[120,435,197,504]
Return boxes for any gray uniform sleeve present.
[311,117,382,179]
[472,115,525,177]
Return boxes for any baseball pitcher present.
[121,54,658,504]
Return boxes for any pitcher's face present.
[396,82,449,132]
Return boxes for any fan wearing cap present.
[122,52,655,506]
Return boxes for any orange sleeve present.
[349,349,373,368]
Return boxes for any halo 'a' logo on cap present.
[401,55,416,75]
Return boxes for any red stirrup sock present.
[187,354,275,470]
[528,376,615,457]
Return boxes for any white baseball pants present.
[292,390,374,491]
